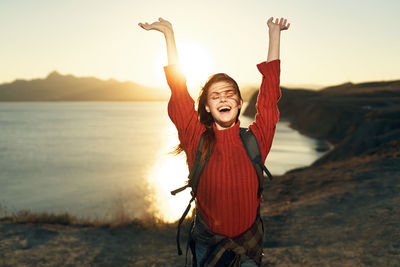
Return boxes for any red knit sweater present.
[164,60,281,238]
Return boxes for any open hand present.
[267,17,290,31]
[138,17,173,34]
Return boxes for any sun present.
[154,41,214,96]
[178,41,214,89]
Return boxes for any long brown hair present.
[171,73,242,164]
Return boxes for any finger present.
[282,23,290,30]
[138,23,147,29]
[279,17,283,25]
[143,22,153,30]
[159,17,163,22]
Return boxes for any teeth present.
[219,107,231,112]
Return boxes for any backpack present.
[171,127,273,256]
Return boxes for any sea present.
[0,102,327,222]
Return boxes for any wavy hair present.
[172,73,242,164]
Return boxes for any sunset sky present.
[1,0,399,92]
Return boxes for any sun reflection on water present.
[146,122,192,223]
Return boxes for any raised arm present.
[138,17,179,65]
[249,17,290,162]
[138,18,205,164]
[266,17,290,62]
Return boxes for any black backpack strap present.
[239,128,273,197]
[172,131,212,255]
[176,195,195,255]
[187,133,212,196]
[170,132,211,196]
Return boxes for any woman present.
[139,17,290,267]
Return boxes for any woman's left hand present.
[267,17,290,32]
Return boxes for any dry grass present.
[0,201,177,233]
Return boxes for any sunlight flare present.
[178,41,214,89]
[155,41,214,95]
[146,122,192,223]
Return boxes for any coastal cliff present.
[244,80,400,163]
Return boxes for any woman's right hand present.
[138,17,173,35]
[138,17,178,65]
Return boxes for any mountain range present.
[0,71,170,101]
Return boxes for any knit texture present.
[164,60,281,237]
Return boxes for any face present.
[205,81,243,130]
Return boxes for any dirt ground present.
[1,152,399,266]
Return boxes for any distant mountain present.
[281,83,325,90]
[320,80,400,94]
[0,71,169,101]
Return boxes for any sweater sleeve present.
[248,59,281,162]
[164,64,205,167]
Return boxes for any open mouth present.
[218,107,231,113]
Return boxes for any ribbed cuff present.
[256,59,280,76]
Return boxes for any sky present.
[1,0,399,92]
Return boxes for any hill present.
[0,71,169,101]
[244,79,400,161]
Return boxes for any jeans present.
[195,241,258,267]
